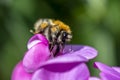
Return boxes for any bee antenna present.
[30,29,35,34]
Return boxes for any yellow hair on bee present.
[53,20,71,34]
[41,23,48,29]
[51,27,57,33]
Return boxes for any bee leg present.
[49,42,54,51]
[49,41,58,57]
[53,42,65,56]
[53,44,60,56]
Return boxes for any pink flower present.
[23,34,50,73]
[11,34,98,80]
[89,77,101,80]
[93,62,120,80]
[11,61,32,80]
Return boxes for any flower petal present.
[39,52,88,72]
[64,45,98,60]
[100,72,120,80]
[32,63,90,80]
[11,61,32,80]
[63,45,84,54]
[38,45,93,72]
[89,77,101,80]
[94,62,120,79]
[112,67,120,73]
[23,43,50,73]
[27,34,48,49]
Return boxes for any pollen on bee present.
[41,23,48,29]
[53,20,71,34]
[51,27,57,33]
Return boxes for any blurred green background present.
[0,0,120,80]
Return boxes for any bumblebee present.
[31,19,72,56]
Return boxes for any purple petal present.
[23,43,50,73]
[89,77,101,80]
[112,67,120,73]
[63,45,84,53]
[94,62,120,79]
[11,61,32,80]
[27,34,48,49]
[39,52,88,72]
[100,72,120,80]
[37,46,92,72]
[32,63,90,80]
[64,45,98,60]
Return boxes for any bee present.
[31,19,72,56]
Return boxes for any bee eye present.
[63,32,67,37]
